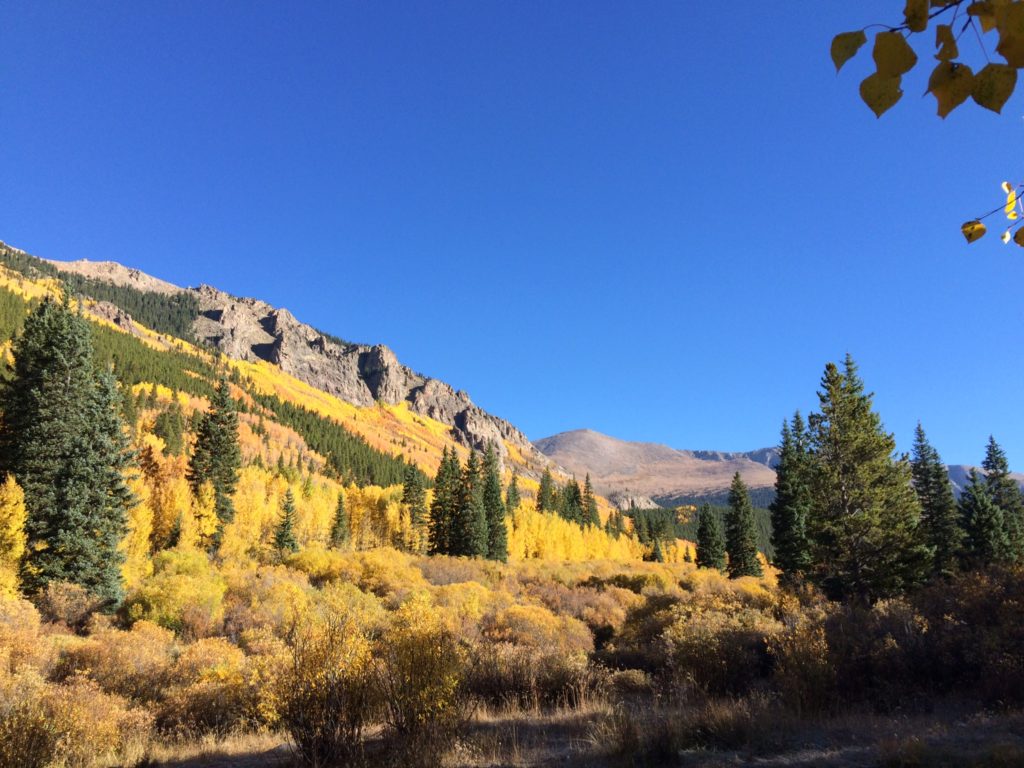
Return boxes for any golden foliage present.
[0,475,26,597]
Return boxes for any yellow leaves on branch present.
[961,181,1024,244]
[834,0,1024,118]
[961,219,987,243]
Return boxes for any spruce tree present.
[982,436,1024,564]
[725,472,762,578]
[959,469,1010,570]
[329,490,350,548]
[153,401,185,456]
[537,468,556,513]
[806,355,930,602]
[770,413,812,580]
[428,448,460,556]
[402,464,428,553]
[0,299,134,605]
[582,474,601,527]
[910,423,962,576]
[274,489,299,555]
[505,474,521,512]
[560,479,584,526]
[187,378,241,547]
[482,445,508,562]
[452,451,488,557]
[695,504,726,570]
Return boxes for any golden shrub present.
[0,594,50,673]
[123,549,226,637]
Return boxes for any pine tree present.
[274,489,299,555]
[482,445,508,562]
[806,355,930,602]
[428,448,461,555]
[982,436,1024,564]
[695,504,726,570]
[329,490,350,548]
[452,451,488,557]
[402,465,428,553]
[769,413,812,580]
[959,469,1010,570]
[537,468,556,513]
[559,479,584,526]
[582,474,601,527]
[651,537,665,563]
[0,298,133,605]
[505,474,521,512]
[725,472,762,578]
[187,379,241,547]
[910,423,962,576]
[153,400,185,456]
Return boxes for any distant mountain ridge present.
[534,429,778,509]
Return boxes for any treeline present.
[628,503,774,558]
[664,485,776,510]
[0,242,200,341]
[427,446,509,561]
[535,468,601,528]
[252,392,427,488]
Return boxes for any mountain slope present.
[535,429,778,508]
[0,240,551,478]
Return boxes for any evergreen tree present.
[505,474,521,512]
[401,465,428,553]
[982,436,1024,563]
[910,423,962,576]
[806,355,930,602]
[153,400,185,456]
[187,378,241,547]
[482,445,508,562]
[452,451,488,557]
[274,489,299,555]
[770,413,812,580]
[537,467,556,512]
[725,472,763,578]
[695,504,726,570]
[582,474,601,527]
[428,448,461,556]
[650,537,665,563]
[959,469,1010,569]
[559,479,584,526]
[329,490,350,548]
[0,298,134,605]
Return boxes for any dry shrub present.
[523,579,637,650]
[34,581,109,634]
[374,594,471,767]
[287,546,427,603]
[316,580,388,634]
[221,564,315,639]
[122,549,226,638]
[52,620,176,703]
[0,594,50,673]
[158,637,256,735]
[661,595,783,697]
[768,605,836,715]
[468,641,603,709]
[416,555,503,587]
[0,669,152,768]
[482,603,593,656]
[279,608,375,767]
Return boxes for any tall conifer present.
[695,504,726,570]
[770,413,812,580]
[910,423,961,576]
[505,474,521,512]
[982,436,1024,564]
[428,448,460,556]
[806,355,929,602]
[482,445,508,562]
[725,472,762,578]
[187,378,241,547]
[537,468,556,513]
[402,464,428,553]
[274,489,299,555]
[453,451,488,557]
[959,469,1010,569]
[330,490,350,548]
[582,475,601,527]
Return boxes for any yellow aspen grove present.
[120,473,155,590]
[0,474,27,596]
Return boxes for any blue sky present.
[2,1,1022,465]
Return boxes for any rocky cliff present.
[43,257,548,471]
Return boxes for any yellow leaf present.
[968,1,998,33]
[860,72,904,117]
[1006,189,1019,220]
[831,31,868,72]
[995,2,1024,67]
[962,219,987,243]
[1003,229,1013,243]
[1015,227,1024,247]
[927,61,974,117]
[935,24,958,61]
[873,31,918,77]
[905,0,930,32]
[971,62,1017,112]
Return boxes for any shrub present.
[122,549,226,637]
[34,581,105,633]
[157,637,254,735]
[0,594,50,673]
[278,608,375,767]
[374,595,470,767]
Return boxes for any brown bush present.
[0,595,50,673]
[34,581,106,634]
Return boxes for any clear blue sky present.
[2,1,1022,466]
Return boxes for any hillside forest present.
[1,259,1024,768]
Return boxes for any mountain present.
[946,464,1024,497]
[534,429,778,509]
[0,242,550,476]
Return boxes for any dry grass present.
[144,731,287,767]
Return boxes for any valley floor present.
[148,704,1024,768]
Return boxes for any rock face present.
[534,429,779,508]
[36,257,546,469]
